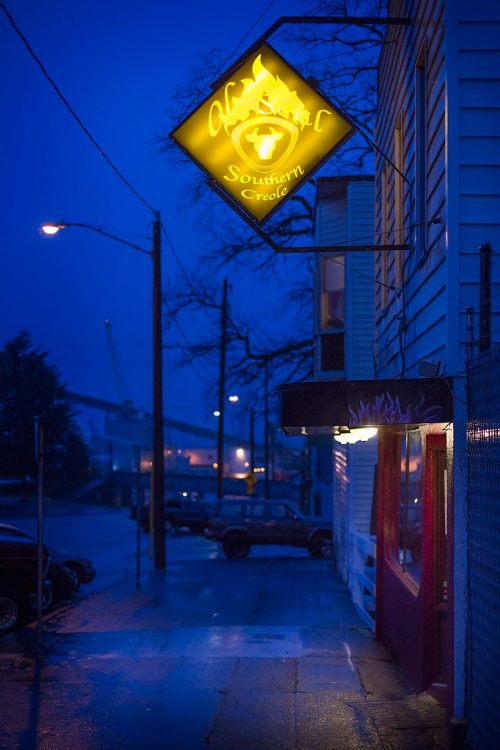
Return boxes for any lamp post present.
[41,216,166,570]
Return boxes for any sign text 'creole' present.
[171,44,354,223]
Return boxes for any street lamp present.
[41,215,166,571]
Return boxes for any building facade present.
[313,176,378,628]
[373,0,500,736]
[280,0,500,743]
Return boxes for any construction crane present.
[104,319,138,420]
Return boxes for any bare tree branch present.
[160,0,384,408]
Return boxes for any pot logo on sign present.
[171,44,354,224]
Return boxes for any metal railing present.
[349,530,376,631]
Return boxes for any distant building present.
[313,176,378,623]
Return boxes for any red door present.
[376,429,451,695]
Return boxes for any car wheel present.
[0,588,22,633]
[309,535,332,559]
[222,533,250,560]
[63,563,82,590]
[28,586,53,613]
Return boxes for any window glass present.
[320,257,345,329]
[398,429,423,583]
[269,503,288,519]
[219,502,244,517]
[394,114,404,286]
[251,504,267,518]
[379,164,388,308]
[415,47,427,255]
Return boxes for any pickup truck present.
[137,496,211,534]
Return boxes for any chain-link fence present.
[466,345,500,749]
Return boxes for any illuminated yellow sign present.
[171,44,354,223]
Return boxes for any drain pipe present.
[479,241,492,352]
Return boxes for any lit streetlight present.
[41,216,166,571]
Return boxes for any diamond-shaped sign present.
[171,43,355,224]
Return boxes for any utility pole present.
[264,359,270,499]
[152,211,165,570]
[35,419,44,648]
[250,407,255,475]
[217,278,229,499]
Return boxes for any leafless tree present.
[161,0,385,412]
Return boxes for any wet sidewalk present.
[0,534,449,750]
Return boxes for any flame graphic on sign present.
[209,54,317,173]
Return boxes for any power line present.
[325,254,394,291]
[219,0,278,71]
[178,0,282,122]
[0,1,156,215]
[318,216,443,292]
[163,299,214,388]
[161,225,219,327]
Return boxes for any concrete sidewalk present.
[0,542,450,750]
[0,578,449,749]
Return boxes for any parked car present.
[205,499,333,559]
[0,530,52,634]
[135,495,211,534]
[48,560,78,601]
[0,524,95,593]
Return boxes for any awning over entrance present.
[279,377,454,436]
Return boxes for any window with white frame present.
[394,113,404,286]
[320,256,345,330]
[415,46,427,256]
[319,256,345,372]
[380,163,388,307]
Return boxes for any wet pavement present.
[0,504,449,749]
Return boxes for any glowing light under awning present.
[333,427,378,445]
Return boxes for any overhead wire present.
[176,0,281,123]
[163,303,215,388]
[0,1,156,215]
[1,1,216,392]
[161,226,218,326]
[318,216,443,291]
[218,0,278,71]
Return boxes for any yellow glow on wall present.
[171,44,354,223]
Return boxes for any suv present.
[205,499,333,560]
[0,531,52,633]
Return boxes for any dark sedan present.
[0,523,95,593]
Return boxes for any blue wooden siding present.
[375,0,451,378]
[314,178,375,379]
[314,178,378,572]
[453,2,500,361]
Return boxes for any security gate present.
[466,345,500,749]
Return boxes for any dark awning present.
[279,377,454,436]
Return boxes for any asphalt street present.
[0,502,449,749]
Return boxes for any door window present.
[398,428,423,583]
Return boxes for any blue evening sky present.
[0,0,310,441]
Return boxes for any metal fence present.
[466,345,500,750]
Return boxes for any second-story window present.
[415,46,427,255]
[321,256,345,330]
[380,164,389,307]
[394,113,404,286]
[319,256,345,372]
